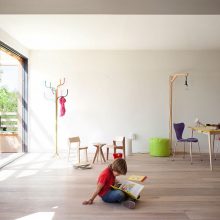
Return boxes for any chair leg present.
[213,135,216,160]
[172,142,177,161]
[86,149,88,162]
[123,148,126,160]
[215,142,219,160]
[214,142,216,160]
[198,141,202,161]
[213,141,219,160]
[68,145,70,161]
[100,147,103,162]
[78,150,81,164]
[189,142,193,164]
[107,147,109,160]
[183,142,185,159]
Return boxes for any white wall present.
[0,28,29,58]
[29,50,220,153]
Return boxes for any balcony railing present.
[0,112,18,132]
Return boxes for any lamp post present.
[169,73,189,153]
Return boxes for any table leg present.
[98,146,101,162]
[93,147,99,163]
[100,147,106,162]
[208,133,213,171]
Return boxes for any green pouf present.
[149,138,170,157]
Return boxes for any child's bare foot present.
[122,199,136,209]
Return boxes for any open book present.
[111,180,144,200]
[128,175,147,182]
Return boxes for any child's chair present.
[68,136,88,163]
[106,136,126,160]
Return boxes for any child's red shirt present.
[97,167,115,197]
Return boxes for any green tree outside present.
[0,87,18,131]
[0,87,17,112]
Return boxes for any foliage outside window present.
[0,50,19,132]
[0,87,17,112]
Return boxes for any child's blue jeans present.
[101,189,127,203]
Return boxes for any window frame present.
[0,40,28,152]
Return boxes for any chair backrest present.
[69,136,80,144]
[113,136,125,147]
[173,123,185,140]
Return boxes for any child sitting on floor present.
[82,158,136,209]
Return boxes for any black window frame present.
[0,40,28,153]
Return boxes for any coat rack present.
[45,78,68,157]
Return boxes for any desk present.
[189,126,220,170]
[92,143,106,163]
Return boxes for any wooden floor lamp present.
[169,73,189,153]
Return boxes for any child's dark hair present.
[109,158,127,175]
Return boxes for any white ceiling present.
[1,0,220,14]
[0,15,220,50]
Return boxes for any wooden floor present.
[0,153,220,220]
[0,153,24,169]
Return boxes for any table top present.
[92,143,106,146]
[189,126,220,134]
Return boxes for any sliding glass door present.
[0,43,28,167]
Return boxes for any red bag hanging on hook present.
[59,96,66,117]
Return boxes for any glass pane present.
[0,48,23,166]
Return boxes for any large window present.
[0,43,28,167]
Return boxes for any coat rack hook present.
[45,81,52,89]
[57,89,68,99]
[59,78,65,86]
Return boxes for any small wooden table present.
[92,143,106,163]
[189,126,220,171]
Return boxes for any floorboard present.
[0,153,220,220]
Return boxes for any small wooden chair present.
[106,136,126,160]
[68,136,88,163]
